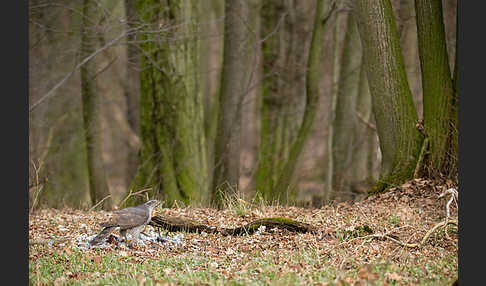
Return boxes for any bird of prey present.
[89,199,160,246]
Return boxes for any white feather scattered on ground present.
[74,231,185,251]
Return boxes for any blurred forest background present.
[28,0,457,210]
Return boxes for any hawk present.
[89,199,160,246]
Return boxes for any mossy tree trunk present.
[130,0,208,206]
[331,13,362,200]
[354,0,423,193]
[449,3,458,177]
[211,0,250,208]
[80,0,112,209]
[255,0,292,202]
[255,1,316,203]
[414,0,456,177]
[272,0,330,201]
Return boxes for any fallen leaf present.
[92,255,102,265]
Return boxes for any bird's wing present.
[111,206,149,229]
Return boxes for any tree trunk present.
[272,0,330,200]
[124,0,141,188]
[240,0,262,194]
[254,0,315,203]
[449,5,458,177]
[211,0,250,208]
[80,0,112,209]
[414,0,455,176]
[255,0,290,202]
[130,0,208,206]
[354,0,423,193]
[331,13,361,200]
[399,0,422,118]
[324,12,343,203]
[350,50,376,194]
[202,0,225,201]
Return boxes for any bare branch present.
[29,25,144,113]
[355,111,376,131]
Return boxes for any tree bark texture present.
[355,0,423,193]
[414,0,455,176]
[211,0,250,208]
[131,0,208,206]
[399,0,422,118]
[80,0,112,209]
[449,5,458,177]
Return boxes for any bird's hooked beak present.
[149,200,161,218]
[148,199,161,208]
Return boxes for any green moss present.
[335,225,374,241]
[260,217,297,224]
[127,0,207,207]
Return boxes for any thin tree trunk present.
[240,0,262,194]
[354,0,423,193]
[414,0,455,176]
[211,0,250,208]
[124,0,141,188]
[351,51,375,191]
[273,0,330,201]
[203,0,225,201]
[324,12,342,203]
[80,0,112,209]
[332,13,361,200]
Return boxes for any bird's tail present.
[89,227,116,246]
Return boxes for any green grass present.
[389,215,401,227]
[29,244,456,286]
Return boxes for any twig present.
[118,188,152,208]
[362,189,458,248]
[29,25,144,112]
[420,219,457,246]
[92,55,119,79]
[367,233,419,248]
[355,111,376,131]
[439,188,458,239]
[414,138,429,178]
[259,12,288,44]
[89,195,112,211]
[30,160,45,213]
[29,177,48,190]
[30,185,44,214]
[336,225,410,248]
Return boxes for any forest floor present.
[29,178,457,285]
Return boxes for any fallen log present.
[149,215,317,236]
